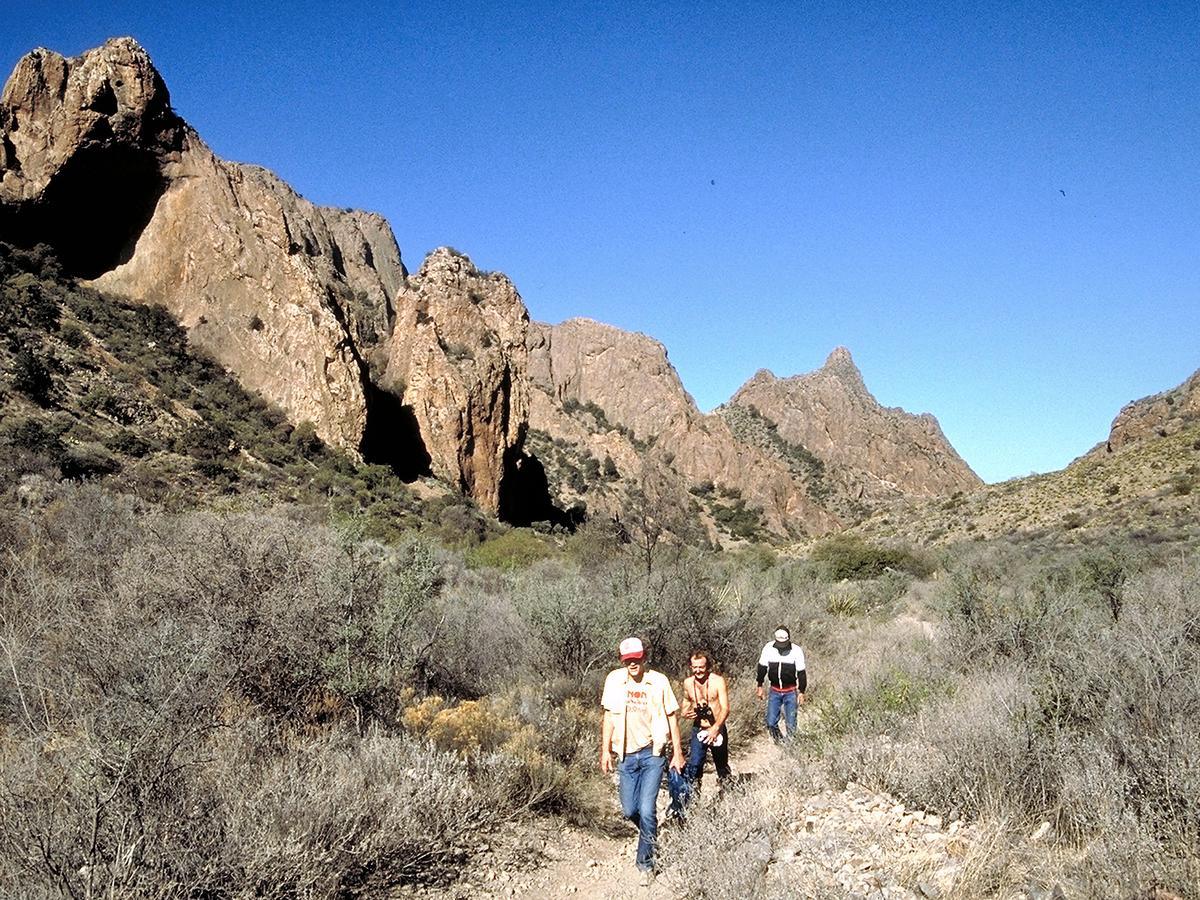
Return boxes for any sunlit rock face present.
[1102,368,1200,453]
[0,38,532,514]
[729,348,981,502]
[384,248,531,513]
[526,318,839,538]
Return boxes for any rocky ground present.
[408,734,1080,900]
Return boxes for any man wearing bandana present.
[755,626,807,742]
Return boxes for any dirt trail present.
[419,736,789,900]
[417,717,1019,899]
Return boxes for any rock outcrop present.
[527,318,839,538]
[0,38,982,533]
[0,38,530,514]
[385,249,530,512]
[1102,368,1200,453]
[729,348,981,502]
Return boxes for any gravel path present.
[412,716,1083,899]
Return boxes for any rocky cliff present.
[1,37,984,538]
[1100,368,1200,454]
[0,38,530,514]
[526,318,839,539]
[728,348,981,503]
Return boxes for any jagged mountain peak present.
[818,345,868,393]
[729,350,980,501]
[1,37,536,518]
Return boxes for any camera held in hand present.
[694,703,714,725]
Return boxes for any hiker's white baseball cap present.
[619,637,645,661]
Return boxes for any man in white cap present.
[600,636,685,880]
[756,626,807,742]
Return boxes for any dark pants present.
[669,725,731,817]
[685,724,731,785]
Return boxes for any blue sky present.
[5,1,1199,483]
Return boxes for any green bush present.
[468,529,552,570]
[10,350,55,405]
[810,534,932,581]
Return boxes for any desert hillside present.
[0,36,1197,900]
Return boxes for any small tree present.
[11,350,54,405]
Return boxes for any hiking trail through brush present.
[417,722,1003,900]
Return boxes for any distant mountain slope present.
[525,318,838,541]
[1098,368,1200,454]
[728,348,981,504]
[857,422,1200,546]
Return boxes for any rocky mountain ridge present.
[728,348,981,504]
[0,38,531,516]
[1098,367,1200,454]
[2,37,982,540]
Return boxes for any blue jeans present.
[670,725,731,817]
[617,747,667,871]
[766,689,797,742]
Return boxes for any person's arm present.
[667,710,684,771]
[796,645,808,703]
[708,674,730,734]
[756,644,769,699]
[600,710,614,773]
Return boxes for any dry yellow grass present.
[852,424,1200,546]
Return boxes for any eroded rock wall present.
[0,38,530,514]
[730,348,981,501]
[526,318,838,537]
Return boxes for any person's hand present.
[755,686,764,701]
[798,692,807,706]
[670,750,685,772]
[698,729,712,745]
[684,707,697,720]
[600,752,613,774]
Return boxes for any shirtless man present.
[675,649,731,812]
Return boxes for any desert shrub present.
[513,561,635,682]
[657,769,807,900]
[832,547,1200,896]
[467,528,552,569]
[434,498,490,544]
[1,414,65,457]
[712,497,768,541]
[401,689,598,817]
[0,494,574,894]
[57,441,121,479]
[10,349,55,405]
[289,420,322,457]
[102,428,153,458]
[811,534,933,581]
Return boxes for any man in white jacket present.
[756,626,807,742]
[600,637,685,878]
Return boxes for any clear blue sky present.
[6,1,1199,483]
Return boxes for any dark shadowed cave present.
[0,143,168,279]
[498,448,584,529]
[360,382,431,481]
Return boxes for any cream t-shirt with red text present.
[601,668,679,758]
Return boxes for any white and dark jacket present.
[756,642,807,692]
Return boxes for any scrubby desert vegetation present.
[2,481,1197,897]
[2,243,1198,898]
